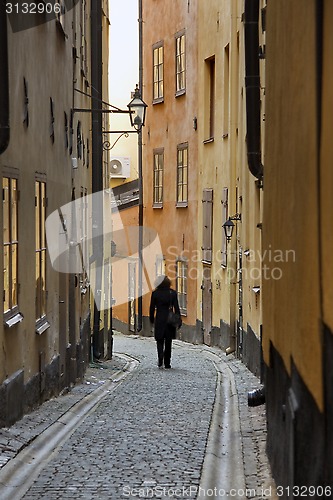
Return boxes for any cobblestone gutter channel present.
[197,349,246,498]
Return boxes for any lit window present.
[176,260,187,314]
[156,255,166,279]
[153,150,164,206]
[35,181,47,321]
[176,33,186,94]
[177,144,188,206]
[153,44,164,101]
[3,177,18,314]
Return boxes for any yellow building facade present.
[263,0,333,489]
[196,0,264,376]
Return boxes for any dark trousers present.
[156,336,172,367]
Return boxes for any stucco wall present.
[142,0,199,328]
[263,0,322,410]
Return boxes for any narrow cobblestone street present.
[0,333,276,499]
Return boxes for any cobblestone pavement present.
[0,333,276,499]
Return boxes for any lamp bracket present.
[72,108,130,114]
[103,130,138,134]
[229,213,242,221]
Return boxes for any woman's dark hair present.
[156,275,171,289]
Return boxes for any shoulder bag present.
[167,291,181,329]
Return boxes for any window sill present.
[153,203,163,209]
[175,89,186,98]
[203,137,214,145]
[36,318,51,335]
[153,97,164,105]
[4,311,24,328]
[176,202,188,208]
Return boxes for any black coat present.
[149,287,181,341]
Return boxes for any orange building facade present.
[140,0,200,341]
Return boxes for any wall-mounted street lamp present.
[128,84,147,131]
[223,213,242,242]
[72,86,147,151]
[72,83,147,358]
[102,85,147,151]
[102,84,147,333]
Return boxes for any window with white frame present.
[3,176,18,315]
[176,259,187,314]
[175,33,186,94]
[153,43,164,101]
[35,180,47,321]
[153,149,164,206]
[155,255,166,280]
[177,143,188,206]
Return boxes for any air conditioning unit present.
[110,156,131,179]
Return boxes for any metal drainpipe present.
[237,247,243,358]
[244,0,263,180]
[0,2,10,154]
[244,0,264,403]
[137,0,143,332]
[91,0,103,359]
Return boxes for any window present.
[64,112,68,149]
[50,97,55,143]
[177,144,188,206]
[153,149,164,206]
[35,181,47,322]
[80,0,88,77]
[204,57,215,142]
[77,121,82,159]
[3,177,18,315]
[176,260,187,314]
[86,138,90,168]
[223,45,230,137]
[155,255,166,279]
[23,77,29,127]
[153,43,164,101]
[175,33,186,95]
[69,110,73,155]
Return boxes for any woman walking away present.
[149,276,181,369]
